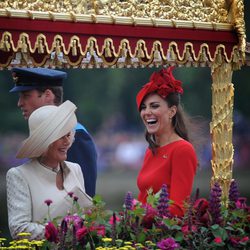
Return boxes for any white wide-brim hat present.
[16,100,77,159]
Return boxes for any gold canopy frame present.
[0,0,248,203]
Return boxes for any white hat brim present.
[16,100,77,159]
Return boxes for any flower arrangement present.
[1,180,249,250]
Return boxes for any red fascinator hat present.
[136,66,183,109]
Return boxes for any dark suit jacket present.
[67,122,97,197]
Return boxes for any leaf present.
[137,232,147,243]
[132,207,145,216]
[211,226,228,241]
[174,231,184,242]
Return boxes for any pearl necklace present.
[38,158,61,174]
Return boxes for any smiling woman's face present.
[140,93,175,136]
[41,132,73,166]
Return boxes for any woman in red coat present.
[136,67,197,217]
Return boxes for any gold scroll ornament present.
[210,51,234,205]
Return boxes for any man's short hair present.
[37,86,64,105]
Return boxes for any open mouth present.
[146,118,157,125]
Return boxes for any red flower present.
[76,226,88,241]
[45,222,58,243]
[194,198,209,212]
[142,204,158,229]
[149,67,183,98]
[194,198,209,225]
[214,237,223,244]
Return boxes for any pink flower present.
[181,225,197,235]
[89,225,106,237]
[45,221,58,242]
[157,237,180,250]
[214,237,223,244]
[132,198,139,207]
[240,236,249,243]
[230,236,248,246]
[44,199,53,206]
[76,226,88,241]
[109,214,121,225]
[236,197,247,209]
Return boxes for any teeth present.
[146,118,157,125]
[147,119,156,123]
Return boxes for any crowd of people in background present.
[1,109,250,172]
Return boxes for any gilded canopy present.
[0,0,246,69]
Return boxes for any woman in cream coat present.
[6,100,92,240]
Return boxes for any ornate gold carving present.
[17,33,31,65]
[50,36,65,67]
[225,0,246,58]
[103,39,113,58]
[0,33,244,69]
[231,46,242,70]
[117,40,132,67]
[167,44,177,65]
[210,60,234,205]
[182,45,194,67]
[136,42,146,59]
[198,46,209,66]
[0,0,242,25]
[0,33,12,52]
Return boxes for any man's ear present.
[43,89,55,104]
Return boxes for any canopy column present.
[210,60,234,204]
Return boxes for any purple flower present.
[229,180,240,209]
[68,192,74,198]
[208,182,223,225]
[157,184,170,217]
[125,191,133,210]
[73,196,79,202]
[64,214,83,231]
[44,199,53,206]
[157,237,180,250]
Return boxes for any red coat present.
[137,140,197,217]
